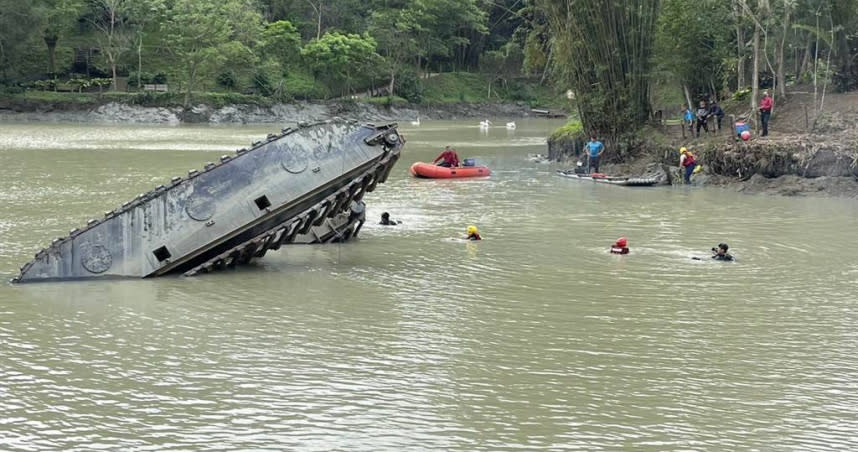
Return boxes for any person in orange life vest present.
[759,91,774,137]
[433,145,460,167]
[679,147,698,184]
[610,237,629,254]
[466,225,481,241]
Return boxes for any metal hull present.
[556,170,657,186]
[13,121,403,282]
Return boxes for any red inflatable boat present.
[410,162,491,179]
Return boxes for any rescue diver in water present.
[711,243,733,261]
[379,212,398,226]
[610,237,629,254]
[466,225,481,241]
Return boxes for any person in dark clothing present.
[466,225,481,241]
[711,243,734,261]
[695,101,710,137]
[709,101,725,132]
[379,212,398,226]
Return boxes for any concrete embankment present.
[0,100,540,124]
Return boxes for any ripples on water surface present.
[1,121,857,451]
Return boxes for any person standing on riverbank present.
[759,91,773,137]
[682,106,695,134]
[695,101,710,137]
[679,147,698,184]
[709,101,724,132]
[586,135,604,174]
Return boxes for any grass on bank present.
[1,72,566,110]
[420,72,563,107]
[549,120,583,141]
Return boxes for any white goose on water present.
[506,121,516,130]
[479,119,492,129]
[410,116,421,126]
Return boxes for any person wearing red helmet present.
[610,237,629,254]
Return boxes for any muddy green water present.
[1,120,857,451]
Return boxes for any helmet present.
[467,225,478,235]
[616,237,627,247]
[679,147,688,154]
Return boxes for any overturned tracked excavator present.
[13,120,403,283]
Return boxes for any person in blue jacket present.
[682,106,695,134]
[585,135,604,174]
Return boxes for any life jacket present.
[610,247,629,254]
[468,233,481,241]
[682,152,696,167]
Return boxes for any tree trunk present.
[732,0,745,90]
[184,63,197,108]
[799,36,811,80]
[683,84,693,110]
[776,5,790,98]
[111,58,117,91]
[751,21,760,111]
[813,13,819,110]
[137,34,143,90]
[388,70,395,97]
[44,35,58,75]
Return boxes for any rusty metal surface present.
[13,120,403,282]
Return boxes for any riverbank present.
[551,130,858,199]
[547,92,858,199]
[0,97,548,124]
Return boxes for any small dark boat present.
[556,170,657,187]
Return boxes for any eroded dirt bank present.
[547,95,858,199]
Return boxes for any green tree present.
[656,0,732,104]
[540,0,661,142]
[417,0,488,72]
[127,0,167,89]
[367,2,425,97]
[262,20,302,71]
[88,0,135,90]
[162,0,263,107]
[36,0,84,75]
[301,32,380,97]
[0,0,39,81]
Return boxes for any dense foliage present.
[0,0,855,130]
[0,0,528,105]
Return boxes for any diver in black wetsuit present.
[711,243,733,261]
[379,212,398,226]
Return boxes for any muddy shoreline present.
[548,129,858,199]
[0,100,544,124]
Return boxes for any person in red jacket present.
[679,147,698,184]
[433,146,460,167]
[610,237,629,254]
[759,91,773,137]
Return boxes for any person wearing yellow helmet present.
[466,225,481,241]
[679,147,698,184]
